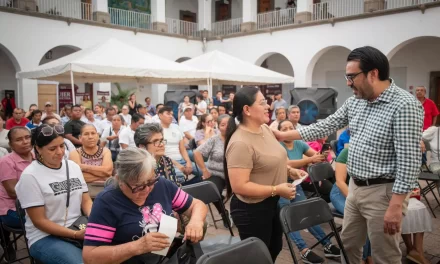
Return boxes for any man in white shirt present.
[137,104,153,124]
[288,105,302,129]
[195,94,207,117]
[159,106,201,184]
[119,105,131,126]
[98,107,116,135]
[41,101,61,121]
[119,113,145,149]
[179,106,198,140]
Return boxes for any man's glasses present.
[147,139,167,147]
[125,176,160,193]
[344,71,364,84]
[39,125,64,136]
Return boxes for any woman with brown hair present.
[194,114,217,146]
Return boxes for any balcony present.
[0,0,94,21]
[0,0,438,39]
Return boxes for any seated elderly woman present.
[193,114,232,227]
[0,127,33,260]
[15,124,92,264]
[70,124,113,198]
[82,148,208,264]
[134,123,180,184]
[269,107,286,130]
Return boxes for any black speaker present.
[290,88,338,125]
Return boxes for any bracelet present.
[73,231,78,239]
[271,186,277,197]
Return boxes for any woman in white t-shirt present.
[15,124,93,264]
[195,94,207,117]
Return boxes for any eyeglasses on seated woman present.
[82,147,207,264]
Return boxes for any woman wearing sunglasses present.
[15,124,93,264]
[82,147,207,264]
[69,124,113,198]
[42,116,76,159]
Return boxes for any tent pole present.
[70,70,76,105]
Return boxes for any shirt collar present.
[10,151,35,163]
[368,79,396,104]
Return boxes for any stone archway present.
[0,43,21,116]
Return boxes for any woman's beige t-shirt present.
[226,124,287,203]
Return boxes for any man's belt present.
[352,178,395,186]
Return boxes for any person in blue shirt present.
[336,128,350,157]
[82,147,207,264]
[25,110,42,130]
[277,120,341,264]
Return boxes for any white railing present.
[311,0,364,21]
[385,0,437,9]
[166,18,200,38]
[109,7,153,30]
[210,17,243,37]
[257,8,296,30]
[0,0,93,20]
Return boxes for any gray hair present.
[275,107,286,116]
[115,147,156,184]
[288,105,299,113]
[134,123,163,147]
[217,114,230,123]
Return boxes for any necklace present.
[80,146,103,159]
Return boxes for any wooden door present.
[258,0,273,13]
[216,2,231,21]
[180,11,197,23]
[38,84,57,112]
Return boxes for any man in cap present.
[41,101,61,121]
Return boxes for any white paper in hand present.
[293,174,309,186]
[152,214,178,256]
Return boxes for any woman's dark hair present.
[196,94,204,100]
[196,114,209,130]
[223,86,259,198]
[347,46,389,81]
[209,108,218,114]
[7,126,30,141]
[42,116,59,124]
[183,95,190,100]
[30,109,42,120]
[80,124,97,134]
[278,119,293,131]
[32,124,64,159]
[28,104,37,110]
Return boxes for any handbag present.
[163,240,203,264]
[59,159,88,248]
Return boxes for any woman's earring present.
[39,155,44,162]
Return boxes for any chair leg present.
[420,183,437,218]
[218,201,234,236]
[285,233,299,264]
[330,220,350,264]
[207,204,218,229]
[426,180,440,208]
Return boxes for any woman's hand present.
[184,163,193,175]
[184,220,204,243]
[75,229,86,240]
[276,183,296,200]
[201,169,211,180]
[310,153,326,163]
[136,232,170,255]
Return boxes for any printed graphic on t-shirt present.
[48,178,82,196]
[133,203,173,241]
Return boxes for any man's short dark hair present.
[72,104,82,111]
[158,106,173,115]
[218,104,226,110]
[155,103,164,109]
[347,46,389,81]
[105,107,116,115]
[132,113,144,123]
[196,94,204,100]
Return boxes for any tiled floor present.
[2,187,440,264]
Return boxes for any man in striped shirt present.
[273,46,423,263]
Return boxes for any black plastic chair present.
[279,198,350,264]
[196,237,273,264]
[0,200,37,264]
[419,140,440,217]
[306,162,343,250]
[181,181,239,253]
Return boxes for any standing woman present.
[224,87,297,262]
[15,124,93,264]
[128,93,137,116]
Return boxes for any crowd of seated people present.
[0,85,437,264]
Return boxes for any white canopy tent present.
[181,50,295,95]
[16,38,209,104]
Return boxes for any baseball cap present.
[183,106,193,111]
[45,101,53,106]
